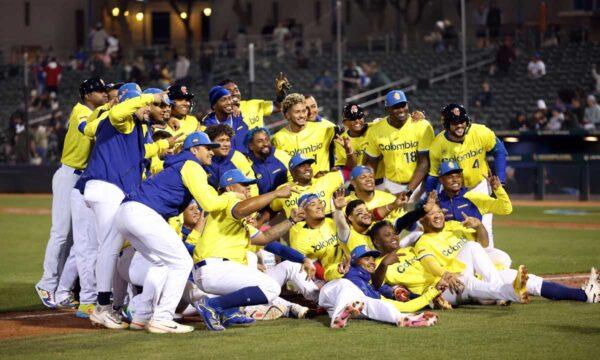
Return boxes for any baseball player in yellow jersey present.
[288,193,348,281]
[364,90,434,198]
[218,73,289,129]
[437,161,513,268]
[345,166,405,219]
[35,77,107,309]
[414,204,528,304]
[268,154,347,219]
[165,85,200,136]
[304,94,335,126]
[272,93,336,173]
[426,104,508,248]
[193,170,316,331]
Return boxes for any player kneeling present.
[319,246,438,329]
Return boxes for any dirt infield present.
[0,273,589,341]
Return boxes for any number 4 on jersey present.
[473,159,480,168]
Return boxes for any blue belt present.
[74,169,83,175]
[194,258,229,270]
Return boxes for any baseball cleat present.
[289,303,309,319]
[584,268,600,303]
[146,319,194,334]
[513,265,530,304]
[90,304,129,330]
[262,304,286,320]
[76,303,95,318]
[34,285,57,309]
[331,301,364,329]
[221,308,256,327]
[432,295,453,310]
[243,305,271,320]
[194,298,225,332]
[398,311,438,327]
[57,295,79,309]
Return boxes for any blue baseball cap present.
[438,161,463,177]
[219,169,257,188]
[350,165,373,180]
[118,83,142,103]
[385,90,408,107]
[183,131,220,150]
[297,193,319,208]
[351,245,381,265]
[289,154,316,169]
[209,86,231,108]
[143,88,172,105]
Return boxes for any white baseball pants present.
[499,269,544,296]
[456,241,503,284]
[193,260,281,303]
[84,180,125,293]
[115,201,193,322]
[266,260,320,301]
[113,246,136,309]
[54,249,79,303]
[70,188,98,304]
[319,279,405,326]
[37,164,80,292]
[471,179,495,247]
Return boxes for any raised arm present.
[232,185,296,220]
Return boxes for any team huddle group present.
[34,74,600,334]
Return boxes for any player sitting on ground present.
[192,169,315,332]
[318,245,439,329]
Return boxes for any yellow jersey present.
[269,171,344,217]
[365,116,434,183]
[272,121,335,173]
[335,123,384,178]
[166,114,200,137]
[381,247,439,295]
[345,189,406,220]
[61,103,94,170]
[240,99,273,129]
[289,218,344,281]
[193,192,261,265]
[428,123,497,188]
[414,223,476,274]
[341,227,374,254]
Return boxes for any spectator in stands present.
[486,1,502,41]
[160,63,174,89]
[546,108,564,130]
[32,123,49,161]
[11,112,29,163]
[106,33,120,64]
[592,64,600,94]
[531,110,548,130]
[509,112,531,131]
[343,60,361,97]
[424,21,445,53]
[174,52,190,84]
[474,2,489,48]
[584,95,600,129]
[472,81,493,108]
[199,45,214,82]
[43,58,62,94]
[31,56,45,95]
[312,70,334,92]
[90,22,108,53]
[527,53,546,79]
[494,36,516,76]
[274,21,290,60]
[129,56,147,84]
[563,110,583,130]
[570,98,585,124]
[367,61,391,91]
[442,20,459,51]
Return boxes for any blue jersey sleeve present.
[488,137,507,183]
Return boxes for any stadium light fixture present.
[504,136,519,143]
[124,10,130,16]
[180,12,188,19]
[584,136,598,142]
[203,7,212,16]
[111,7,120,17]
[136,12,144,21]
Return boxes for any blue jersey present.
[247,148,289,194]
[203,112,249,153]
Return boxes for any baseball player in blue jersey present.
[202,86,249,152]
[245,127,292,194]
[77,83,171,329]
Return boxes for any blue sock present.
[540,281,587,302]
[207,286,268,311]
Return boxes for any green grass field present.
[1,195,599,359]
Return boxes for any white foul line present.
[0,312,73,321]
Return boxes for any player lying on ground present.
[318,245,439,329]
